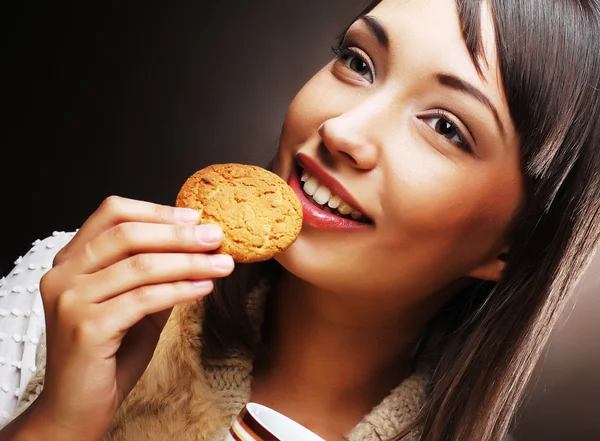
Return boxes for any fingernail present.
[195,225,223,244]
[208,254,234,271]
[174,208,200,223]
[192,280,213,289]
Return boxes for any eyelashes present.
[331,43,374,83]
[421,111,473,153]
[330,42,475,155]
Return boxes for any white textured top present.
[0,231,73,428]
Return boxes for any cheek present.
[279,69,343,150]
[275,160,522,305]
[382,156,522,268]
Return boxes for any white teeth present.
[327,195,341,209]
[312,186,331,205]
[300,169,368,221]
[338,203,352,215]
[303,177,319,196]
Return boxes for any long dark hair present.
[202,1,600,440]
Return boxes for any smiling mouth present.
[297,165,373,224]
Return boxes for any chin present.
[275,233,330,285]
[274,232,367,297]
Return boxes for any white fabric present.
[0,231,73,428]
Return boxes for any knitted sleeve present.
[0,231,74,429]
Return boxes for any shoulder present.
[1,231,76,300]
[4,231,76,282]
[0,231,75,428]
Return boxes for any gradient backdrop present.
[3,1,599,440]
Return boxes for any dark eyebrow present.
[437,73,506,137]
[358,15,389,47]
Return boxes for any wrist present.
[11,395,105,441]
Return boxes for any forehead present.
[366,0,496,78]
[361,0,513,137]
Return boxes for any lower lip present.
[288,166,371,230]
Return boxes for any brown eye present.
[348,56,370,76]
[331,44,374,83]
[435,119,459,140]
[423,115,472,153]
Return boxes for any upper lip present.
[295,152,371,220]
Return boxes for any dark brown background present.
[3,1,598,440]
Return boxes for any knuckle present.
[39,271,55,297]
[39,275,53,312]
[52,247,66,266]
[153,203,171,224]
[170,281,189,295]
[82,240,97,267]
[184,253,203,272]
[131,285,153,304]
[55,289,78,316]
[54,290,85,330]
[73,316,102,344]
[100,195,127,217]
[39,270,64,308]
[173,225,190,244]
[107,222,134,245]
[129,254,154,274]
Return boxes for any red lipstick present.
[288,157,372,230]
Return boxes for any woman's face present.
[273,0,523,308]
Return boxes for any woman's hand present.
[14,196,234,441]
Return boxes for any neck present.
[251,271,449,439]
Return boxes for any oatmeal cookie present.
[176,164,302,263]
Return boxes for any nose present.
[317,105,381,171]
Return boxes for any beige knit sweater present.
[17,281,429,441]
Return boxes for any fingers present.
[102,280,214,334]
[73,222,224,274]
[55,196,200,266]
[80,252,234,303]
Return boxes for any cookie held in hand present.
[176,164,303,263]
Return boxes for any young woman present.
[2,0,599,440]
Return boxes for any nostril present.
[319,141,360,167]
[338,151,357,165]
[318,142,335,167]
